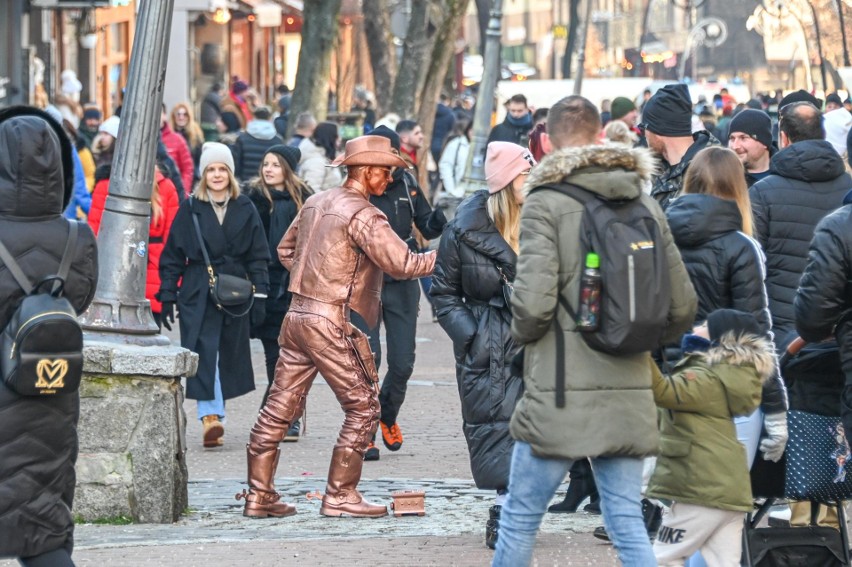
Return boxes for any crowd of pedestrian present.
[5,71,852,567]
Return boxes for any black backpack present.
[532,182,671,356]
[0,221,83,396]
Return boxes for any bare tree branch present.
[363,0,396,116]
[389,0,433,118]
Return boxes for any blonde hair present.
[151,174,163,225]
[487,186,522,253]
[170,103,205,149]
[604,120,638,146]
[194,165,241,201]
[251,153,313,211]
[683,146,754,237]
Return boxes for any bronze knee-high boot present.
[236,445,297,518]
[320,447,387,517]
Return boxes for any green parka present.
[648,333,776,512]
[509,144,697,460]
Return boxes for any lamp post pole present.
[79,0,175,345]
[573,0,594,95]
[462,0,503,196]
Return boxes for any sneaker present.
[593,525,610,542]
[283,419,301,442]
[364,442,380,461]
[380,421,403,452]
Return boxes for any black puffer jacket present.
[0,107,98,559]
[246,184,311,340]
[667,193,786,413]
[796,203,852,374]
[430,190,522,490]
[749,139,852,338]
[230,121,284,183]
[651,130,719,210]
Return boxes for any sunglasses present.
[175,111,188,117]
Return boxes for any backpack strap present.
[0,239,33,295]
[57,221,79,284]
[531,182,593,409]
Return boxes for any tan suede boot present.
[202,415,224,448]
[320,447,387,518]
[236,445,296,518]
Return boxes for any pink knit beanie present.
[485,142,536,194]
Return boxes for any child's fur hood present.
[524,143,658,196]
[697,332,777,384]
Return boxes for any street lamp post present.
[573,0,594,95]
[462,0,503,196]
[678,17,728,81]
[79,0,175,345]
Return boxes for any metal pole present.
[79,0,175,345]
[837,0,851,67]
[573,0,594,95]
[461,0,503,196]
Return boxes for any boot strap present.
[235,489,280,504]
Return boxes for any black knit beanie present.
[728,109,772,149]
[706,309,761,343]
[779,89,821,110]
[370,125,401,151]
[640,84,693,137]
[265,144,301,172]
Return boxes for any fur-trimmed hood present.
[688,332,777,416]
[524,143,658,201]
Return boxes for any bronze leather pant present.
[249,295,380,494]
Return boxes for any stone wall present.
[74,341,197,524]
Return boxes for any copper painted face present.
[365,166,393,196]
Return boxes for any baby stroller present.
[743,336,852,566]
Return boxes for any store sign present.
[30,1,111,7]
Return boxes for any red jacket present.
[89,171,180,313]
[161,122,195,196]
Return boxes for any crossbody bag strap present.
[57,220,79,283]
[0,238,33,295]
[189,197,216,287]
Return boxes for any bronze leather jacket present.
[278,184,435,328]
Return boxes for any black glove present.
[511,348,525,376]
[161,301,176,331]
[250,298,267,329]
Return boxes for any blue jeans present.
[493,441,656,567]
[197,359,225,420]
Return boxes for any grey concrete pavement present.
[1,296,619,566]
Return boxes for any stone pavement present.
[0,296,620,566]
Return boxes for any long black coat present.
[158,195,269,401]
[430,191,522,490]
[749,139,852,339]
[666,193,787,414]
[246,185,310,340]
[0,107,98,558]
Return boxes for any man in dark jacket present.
[431,94,456,162]
[795,194,852,437]
[0,106,98,566]
[353,125,447,460]
[728,109,773,187]
[488,93,533,147]
[643,83,719,210]
[750,101,852,340]
[230,106,284,183]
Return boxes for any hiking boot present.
[380,421,403,452]
[202,415,224,448]
[485,505,500,550]
[591,499,662,543]
[364,442,380,461]
[283,419,301,442]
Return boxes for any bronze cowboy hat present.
[329,135,409,169]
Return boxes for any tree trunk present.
[362,0,395,116]
[389,0,433,119]
[415,0,471,191]
[474,0,490,56]
[562,0,581,79]
[287,0,343,138]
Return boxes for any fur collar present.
[698,333,777,384]
[524,143,658,196]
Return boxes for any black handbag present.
[191,202,254,317]
[784,410,852,503]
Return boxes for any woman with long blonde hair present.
[431,141,534,549]
[666,145,784,473]
[159,142,270,449]
[171,102,204,174]
[245,145,313,435]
